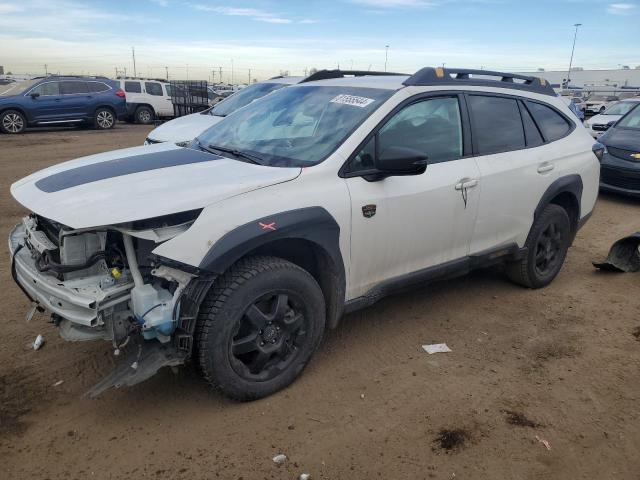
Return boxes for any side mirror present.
[30,92,40,99]
[377,146,428,175]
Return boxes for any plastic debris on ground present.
[33,334,44,350]
[299,474,311,480]
[422,343,452,354]
[535,435,552,450]
[53,380,64,387]
[272,454,287,465]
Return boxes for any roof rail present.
[300,69,407,83]
[403,67,556,96]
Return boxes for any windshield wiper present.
[207,144,264,165]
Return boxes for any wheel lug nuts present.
[276,326,280,331]
[260,342,265,346]
[271,339,276,344]
[259,330,263,335]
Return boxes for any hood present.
[601,127,640,151]
[586,114,621,126]
[11,142,301,229]
[146,112,224,144]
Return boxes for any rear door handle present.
[537,162,555,174]
[455,178,478,190]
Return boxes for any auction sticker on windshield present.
[330,94,375,108]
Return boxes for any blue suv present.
[0,76,126,134]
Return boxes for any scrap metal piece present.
[593,232,640,273]
[86,339,185,397]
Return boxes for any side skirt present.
[344,243,525,314]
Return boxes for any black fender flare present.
[533,174,583,228]
[198,207,346,326]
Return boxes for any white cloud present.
[0,2,23,13]
[189,4,292,23]
[607,3,637,14]
[350,0,437,7]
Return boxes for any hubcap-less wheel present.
[230,292,307,381]
[96,110,114,129]
[2,113,24,133]
[138,110,152,123]
[534,222,563,276]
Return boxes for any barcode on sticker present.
[330,94,375,108]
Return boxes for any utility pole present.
[165,66,169,81]
[384,45,389,72]
[132,46,137,78]
[231,59,234,84]
[44,64,48,75]
[186,64,189,80]
[219,66,222,84]
[248,68,251,84]
[566,23,582,88]
[212,69,215,83]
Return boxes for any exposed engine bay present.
[9,212,212,396]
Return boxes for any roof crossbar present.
[403,67,556,96]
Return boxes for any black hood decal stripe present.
[36,148,222,193]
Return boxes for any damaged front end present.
[9,212,212,396]
[593,232,640,273]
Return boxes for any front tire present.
[506,204,572,288]
[196,256,326,401]
[0,110,26,134]
[94,108,115,130]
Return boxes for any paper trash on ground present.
[421,343,452,354]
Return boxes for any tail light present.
[115,89,125,98]
[592,142,606,162]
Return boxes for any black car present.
[598,103,640,196]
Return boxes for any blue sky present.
[0,0,638,81]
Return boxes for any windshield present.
[196,85,394,167]
[588,95,612,102]
[0,79,37,96]
[604,102,638,116]
[208,82,287,117]
[617,105,640,129]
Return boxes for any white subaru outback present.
[9,68,600,400]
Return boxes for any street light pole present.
[384,45,389,72]
[566,23,582,88]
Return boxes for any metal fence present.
[168,80,210,117]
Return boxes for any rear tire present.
[196,256,325,401]
[135,106,154,124]
[0,110,26,134]
[94,108,115,130]
[506,204,572,288]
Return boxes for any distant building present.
[518,68,640,90]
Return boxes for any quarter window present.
[525,101,571,142]
[88,82,110,93]
[30,82,60,96]
[60,81,89,94]
[468,95,525,155]
[125,81,142,93]
[145,82,163,96]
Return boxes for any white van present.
[116,79,174,124]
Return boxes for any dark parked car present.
[0,76,126,134]
[598,102,640,196]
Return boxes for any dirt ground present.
[1,124,639,480]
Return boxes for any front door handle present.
[455,178,478,190]
[537,162,555,174]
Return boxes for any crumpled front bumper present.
[9,224,133,327]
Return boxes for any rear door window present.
[125,81,142,93]
[525,101,571,142]
[31,82,60,96]
[519,101,544,148]
[60,81,89,94]
[88,82,110,93]
[145,82,163,96]
[468,95,525,155]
